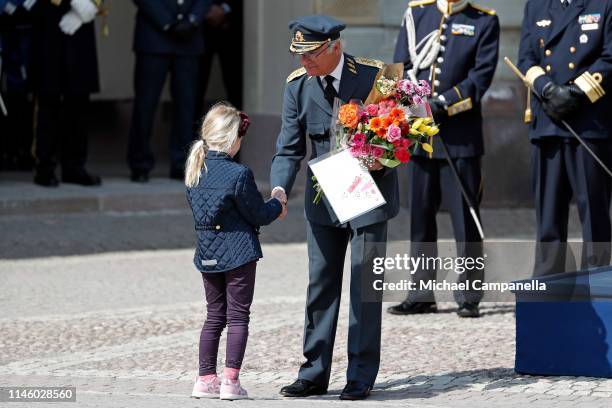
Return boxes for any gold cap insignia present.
[295,31,305,42]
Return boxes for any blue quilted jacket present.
[186,150,283,273]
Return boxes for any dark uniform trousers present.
[532,138,612,276]
[128,53,200,174]
[408,155,484,304]
[300,220,387,388]
[29,0,100,176]
[393,1,499,304]
[36,93,90,174]
[517,0,612,276]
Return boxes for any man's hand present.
[367,161,383,171]
[428,97,448,123]
[271,186,288,205]
[541,82,586,123]
[278,201,288,220]
[206,4,226,28]
[168,18,198,41]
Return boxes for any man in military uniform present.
[128,0,211,182]
[387,0,499,318]
[30,0,102,186]
[518,0,612,276]
[271,16,399,400]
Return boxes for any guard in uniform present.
[518,0,612,276]
[30,0,102,187]
[0,0,35,171]
[128,0,211,182]
[387,0,499,318]
[272,16,399,400]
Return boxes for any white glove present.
[71,0,98,23]
[59,10,83,35]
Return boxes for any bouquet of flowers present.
[334,76,439,168]
[312,74,439,204]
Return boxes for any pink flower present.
[398,79,414,95]
[378,99,396,115]
[365,104,379,116]
[372,146,385,158]
[386,124,402,142]
[412,95,425,106]
[358,111,370,123]
[361,144,372,156]
[349,145,362,157]
[352,133,366,147]
[417,80,431,97]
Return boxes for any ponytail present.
[184,140,207,187]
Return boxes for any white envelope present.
[308,150,387,224]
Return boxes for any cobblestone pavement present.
[2,244,612,408]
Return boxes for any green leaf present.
[378,158,401,168]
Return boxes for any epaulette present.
[286,67,306,83]
[409,0,435,8]
[355,57,384,70]
[470,2,496,15]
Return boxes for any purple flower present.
[412,95,425,106]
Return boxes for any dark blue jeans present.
[199,261,256,375]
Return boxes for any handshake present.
[271,187,288,221]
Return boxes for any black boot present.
[62,168,101,186]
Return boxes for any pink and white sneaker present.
[191,375,220,399]
[220,378,249,400]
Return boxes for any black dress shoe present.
[62,169,101,186]
[339,381,372,400]
[457,302,480,318]
[387,301,437,315]
[130,171,149,183]
[279,379,327,397]
[34,171,59,187]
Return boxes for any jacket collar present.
[437,0,469,16]
[206,150,233,160]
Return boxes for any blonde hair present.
[185,102,242,187]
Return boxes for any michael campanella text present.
[373,279,547,293]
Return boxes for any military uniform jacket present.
[30,0,99,94]
[394,0,500,158]
[270,54,400,229]
[518,0,612,140]
[133,0,211,55]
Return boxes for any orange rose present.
[338,103,360,129]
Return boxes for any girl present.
[186,102,286,400]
